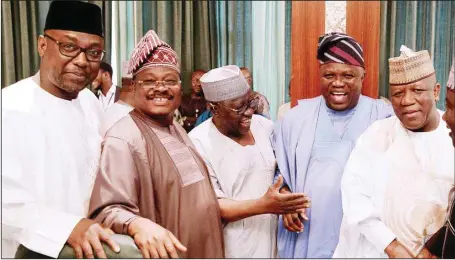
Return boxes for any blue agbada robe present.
[271,95,393,258]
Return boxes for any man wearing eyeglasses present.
[88,30,224,259]
[188,65,311,258]
[2,1,119,259]
[272,32,394,258]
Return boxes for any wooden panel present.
[346,1,381,98]
[291,1,325,107]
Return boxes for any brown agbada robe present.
[88,110,224,258]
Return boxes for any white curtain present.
[110,1,143,85]
[252,1,286,121]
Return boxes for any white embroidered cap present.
[200,65,250,102]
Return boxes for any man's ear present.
[210,103,219,115]
[37,35,47,57]
[434,83,441,102]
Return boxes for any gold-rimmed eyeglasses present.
[134,80,182,90]
[215,94,260,115]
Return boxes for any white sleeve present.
[1,112,82,258]
[189,136,228,199]
[340,122,396,253]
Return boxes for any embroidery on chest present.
[154,129,205,187]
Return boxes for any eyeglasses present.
[44,34,105,62]
[134,80,181,90]
[216,95,260,115]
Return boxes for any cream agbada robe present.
[334,112,454,258]
[1,73,102,258]
[189,115,278,258]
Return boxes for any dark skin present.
[390,75,441,132]
[191,71,206,98]
[211,90,310,223]
[92,69,112,96]
[443,89,455,146]
[129,66,188,258]
[279,63,365,233]
[240,68,253,87]
[37,29,104,100]
[211,90,255,144]
[133,67,182,127]
[320,63,365,111]
[37,30,120,258]
[385,75,441,259]
[118,77,135,107]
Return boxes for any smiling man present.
[1,1,118,258]
[272,32,394,258]
[189,65,310,258]
[88,30,224,259]
[334,47,454,258]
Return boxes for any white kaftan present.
[334,112,454,258]
[189,115,278,258]
[1,73,102,258]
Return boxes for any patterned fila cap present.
[317,32,365,68]
[128,30,180,76]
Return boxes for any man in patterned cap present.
[335,47,454,258]
[272,32,394,258]
[424,61,455,259]
[88,30,224,258]
[2,1,121,258]
[189,65,310,258]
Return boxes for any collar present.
[98,84,116,97]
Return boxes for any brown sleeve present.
[88,136,141,235]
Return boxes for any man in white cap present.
[334,47,454,258]
[188,65,311,258]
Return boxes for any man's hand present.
[279,184,309,233]
[67,218,120,259]
[259,176,311,215]
[415,247,438,259]
[384,239,413,258]
[128,217,187,259]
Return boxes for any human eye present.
[164,80,179,86]
[324,74,334,79]
[392,91,403,97]
[61,42,78,52]
[87,49,103,58]
[344,74,354,79]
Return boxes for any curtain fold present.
[1,1,40,88]
[215,1,252,69]
[379,0,455,109]
[252,1,286,121]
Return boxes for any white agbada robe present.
[189,115,278,258]
[99,101,133,137]
[334,111,454,258]
[1,73,102,258]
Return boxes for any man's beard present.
[56,75,87,94]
